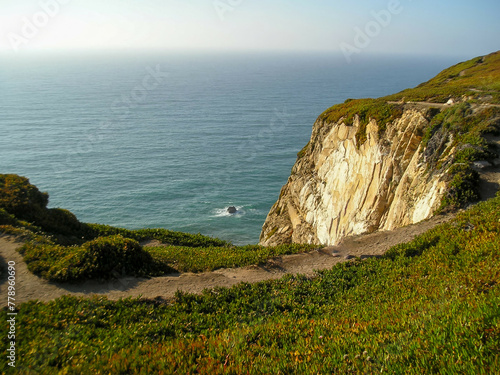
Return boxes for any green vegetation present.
[0,174,315,281]
[147,243,315,273]
[3,194,500,373]
[386,53,500,104]
[421,103,500,210]
[297,141,310,159]
[21,235,172,282]
[320,98,404,146]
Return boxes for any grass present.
[2,194,499,373]
[386,52,500,104]
[146,243,315,273]
[319,98,404,147]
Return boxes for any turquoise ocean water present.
[0,52,458,244]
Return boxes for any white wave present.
[212,206,245,217]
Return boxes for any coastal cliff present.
[260,52,500,246]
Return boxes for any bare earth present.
[0,213,455,308]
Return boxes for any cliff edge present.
[260,52,500,246]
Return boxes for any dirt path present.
[478,135,500,200]
[0,213,455,307]
[387,100,500,110]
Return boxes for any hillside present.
[260,51,500,247]
[1,193,499,373]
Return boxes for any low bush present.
[0,174,48,223]
[0,208,19,227]
[439,163,480,210]
[22,235,171,282]
[80,235,158,278]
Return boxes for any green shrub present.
[0,174,48,223]
[22,235,166,282]
[80,235,154,278]
[0,208,19,226]
[440,163,480,210]
[40,208,85,239]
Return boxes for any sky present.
[0,0,499,58]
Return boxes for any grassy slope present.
[2,194,499,373]
[320,51,500,128]
[2,53,499,281]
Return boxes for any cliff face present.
[260,108,447,246]
[260,52,500,246]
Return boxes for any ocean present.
[0,51,459,244]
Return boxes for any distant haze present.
[0,0,499,58]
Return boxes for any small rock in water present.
[227,206,237,214]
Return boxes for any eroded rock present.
[260,109,449,246]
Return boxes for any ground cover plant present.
[2,194,499,373]
[146,243,316,273]
[386,52,500,104]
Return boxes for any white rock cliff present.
[260,107,450,246]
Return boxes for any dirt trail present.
[387,101,500,110]
[0,213,455,307]
[478,135,500,200]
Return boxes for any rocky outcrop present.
[260,52,500,247]
[260,108,449,246]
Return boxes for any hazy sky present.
[1,0,499,57]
